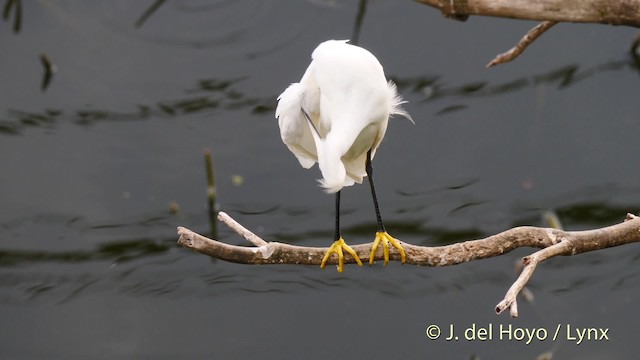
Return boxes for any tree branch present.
[486,21,557,67]
[416,0,640,27]
[177,211,640,317]
[417,0,640,66]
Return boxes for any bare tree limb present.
[177,211,640,317]
[486,21,557,67]
[416,0,640,27]
[417,0,640,67]
[496,213,640,316]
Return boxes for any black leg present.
[321,189,363,271]
[334,191,341,241]
[366,149,385,233]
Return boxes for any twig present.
[495,237,571,317]
[496,213,640,316]
[487,21,557,67]
[217,211,267,247]
[177,212,640,316]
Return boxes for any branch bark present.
[177,211,640,317]
[416,0,640,27]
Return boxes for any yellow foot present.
[369,231,406,266]
[320,237,363,273]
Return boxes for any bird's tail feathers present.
[387,80,414,124]
[309,130,349,194]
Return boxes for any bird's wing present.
[276,82,320,169]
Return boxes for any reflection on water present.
[556,202,637,225]
[1,57,637,135]
[0,237,172,266]
[393,57,640,115]
[0,76,273,134]
[0,186,636,304]
[0,212,177,268]
[0,241,512,306]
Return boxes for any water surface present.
[1,1,639,359]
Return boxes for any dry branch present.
[417,0,640,66]
[416,0,640,27]
[486,21,557,67]
[177,211,640,317]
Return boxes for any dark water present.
[1,1,639,358]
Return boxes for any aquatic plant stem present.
[203,149,217,237]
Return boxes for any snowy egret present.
[275,39,412,272]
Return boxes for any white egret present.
[275,39,412,272]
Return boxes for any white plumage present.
[275,40,411,193]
